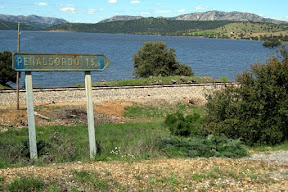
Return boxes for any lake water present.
[0,30,277,88]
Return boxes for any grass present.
[182,22,288,40]
[0,84,11,89]
[75,75,221,87]
[0,177,4,191]
[123,102,205,121]
[72,170,110,191]
[0,121,169,168]
[6,177,45,192]
[251,140,288,152]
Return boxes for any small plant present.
[7,177,44,192]
[72,170,109,191]
[0,177,4,191]
[220,76,229,82]
[47,131,78,162]
[158,134,248,158]
[192,174,206,182]
[20,139,52,158]
[263,38,282,48]
[164,112,202,137]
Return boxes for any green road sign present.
[12,53,111,72]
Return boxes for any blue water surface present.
[0,30,276,88]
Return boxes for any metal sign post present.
[12,53,110,160]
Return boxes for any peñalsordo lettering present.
[13,53,109,71]
[23,57,84,66]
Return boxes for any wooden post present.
[85,71,96,159]
[25,71,38,160]
[16,22,20,110]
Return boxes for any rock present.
[171,80,177,84]
[189,100,195,105]
[180,78,187,83]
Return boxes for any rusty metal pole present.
[16,22,20,110]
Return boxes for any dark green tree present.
[0,51,17,86]
[203,46,288,146]
[133,41,194,77]
[263,38,282,48]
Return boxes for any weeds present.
[0,177,3,191]
[158,134,248,158]
[124,101,205,121]
[6,177,44,192]
[84,76,221,87]
[72,170,110,191]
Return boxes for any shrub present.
[263,38,282,48]
[0,51,18,86]
[158,135,248,158]
[7,177,44,192]
[204,46,288,146]
[72,170,109,191]
[164,112,202,137]
[21,140,52,159]
[133,41,194,77]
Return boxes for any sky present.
[0,0,288,23]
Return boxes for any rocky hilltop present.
[0,14,67,28]
[173,11,285,24]
[99,11,286,24]
[99,15,143,23]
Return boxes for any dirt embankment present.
[0,84,223,128]
[1,84,288,191]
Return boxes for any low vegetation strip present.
[1,158,287,191]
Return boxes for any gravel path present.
[244,150,288,165]
[0,84,224,108]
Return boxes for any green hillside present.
[47,17,288,41]
[48,17,232,35]
[185,22,288,40]
[0,20,37,30]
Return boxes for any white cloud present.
[88,9,96,14]
[178,9,186,13]
[34,2,48,6]
[194,6,208,11]
[61,7,76,14]
[108,0,118,3]
[130,0,140,4]
[155,10,171,14]
[0,6,5,9]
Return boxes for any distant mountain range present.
[0,10,286,32]
[0,14,67,29]
[99,11,287,24]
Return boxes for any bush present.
[204,46,288,146]
[21,140,52,159]
[133,41,194,77]
[158,135,248,158]
[0,51,18,86]
[263,38,282,48]
[7,177,44,192]
[164,112,202,137]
